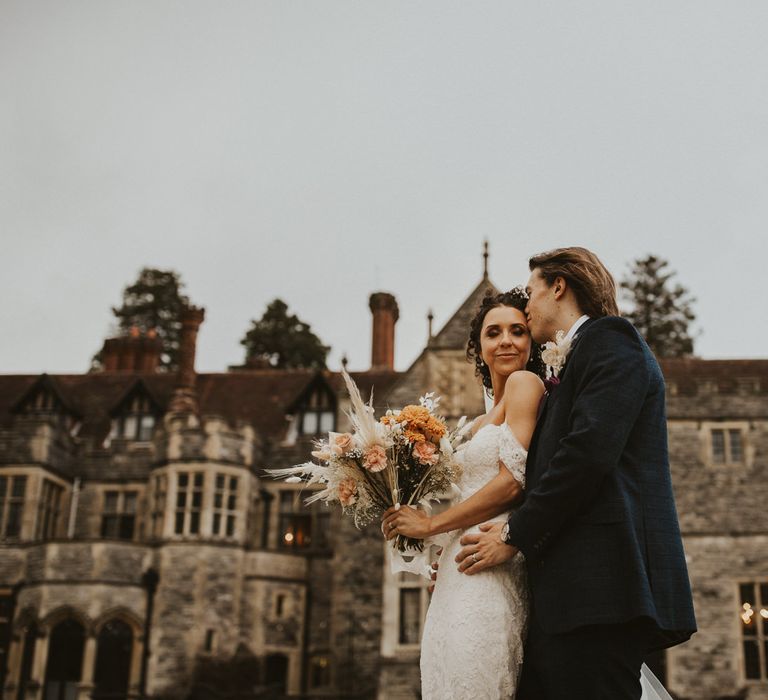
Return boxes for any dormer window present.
[13,377,79,431]
[29,390,59,412]
[296,385,336,436]
[110,395,157,442]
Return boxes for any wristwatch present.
[500,521,512,546]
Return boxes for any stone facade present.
[1,284,767,700]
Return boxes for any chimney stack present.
[369,292,398,371]
[99,328,162,373]
[168,305,205,414]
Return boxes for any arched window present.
[93,619,133,700]
[44,618,85,700]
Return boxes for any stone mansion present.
[1,270,767,700]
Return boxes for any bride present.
[381,287,674,700]
[383,287,544,699]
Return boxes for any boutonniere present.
[541,330,572,381]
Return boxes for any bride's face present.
[480,305,531,379]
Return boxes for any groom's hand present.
[456,523,518,575]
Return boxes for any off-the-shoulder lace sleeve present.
[499,423,528,489]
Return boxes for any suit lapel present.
[555,317,595,382]
[527,318,597,485]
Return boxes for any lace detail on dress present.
[499,423,527,489]
[420,423,529,700]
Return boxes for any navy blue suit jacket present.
[505,316,696,648]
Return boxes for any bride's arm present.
[382,371,544,539]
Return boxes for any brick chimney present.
[99,327,162,372]
[369,292,399,371]
[168,305,205,414]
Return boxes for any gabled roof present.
[10,373,82,418]
[428,276,499,350]
[108,377,165,416]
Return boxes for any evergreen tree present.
[241,299,329,369]
[93,268,189,371]
[620,255,696,358]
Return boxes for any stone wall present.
[672,535,768,700]
[330,513,386,698]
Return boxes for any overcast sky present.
[2,1,766,375]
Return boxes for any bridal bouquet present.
[268,370,471,554]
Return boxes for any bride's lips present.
[495,353,518,359]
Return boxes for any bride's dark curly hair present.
[466,287,545,396]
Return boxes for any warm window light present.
[742,603,755,625]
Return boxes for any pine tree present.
[241,299,329,369]
[620,255,696,358]
[93,268,189,371]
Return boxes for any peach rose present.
[363,444,388,472]
[413,440,439,466]
[338,478,357,506]
[332,433,354,455]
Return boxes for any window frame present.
[0,474,27,540]
[294,385,337,437]
[276,488,331,552]
[36,478,64,541]
[212,473,239,539]
[109,394,158,442]
[701,421,750,467]
[174,471,205,537]
[150,473,168,539]
[739,580,768,683]
[100,489,139,541]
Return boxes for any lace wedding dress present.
[420,422,529,700]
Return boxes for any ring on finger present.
[472,552,480,563]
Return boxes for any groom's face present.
[525,269,557,344]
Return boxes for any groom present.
[456,247,696,699]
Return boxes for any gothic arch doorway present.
[93,619,133,699]
[44,619,85,700]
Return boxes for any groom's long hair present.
[529,247,619,317]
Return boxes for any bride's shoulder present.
[503,370,545,395]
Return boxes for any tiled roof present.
[0,368,403,444]
[659,358,768,394]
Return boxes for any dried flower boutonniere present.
[540,330,572,380]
